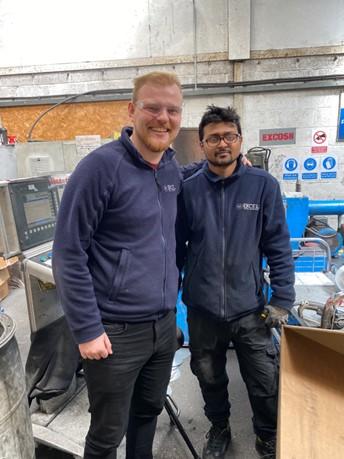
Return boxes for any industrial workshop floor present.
[2,286,262,459]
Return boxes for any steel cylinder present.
[309,200,344,215]
[0,314,35,459]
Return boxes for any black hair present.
[198,105,242,141]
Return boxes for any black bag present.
[25,316,81,405]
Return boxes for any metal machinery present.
[284,193,344,258]
[246,147,271,171]
[281,192,344,333]
[0,176,67,333]
[0,175,87,458]
[244,147,344,333]
[245,147,344,330]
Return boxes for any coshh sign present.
[259,128,296,146]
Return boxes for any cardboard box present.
[0,256,18,301]
[0,266,9,284]
[0,279,9,301]
[278,325,344,458]
[0,266,10,301]
[0,255,18,270]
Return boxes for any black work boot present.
[255,436,276,458]
[202,423,231,459]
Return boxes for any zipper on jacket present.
[221,181,226,319]
[154,169,166,311]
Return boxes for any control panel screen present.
[24,192,54,226]
[8,177,57,251]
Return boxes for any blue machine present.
[176,291,189,344]
[284,193,344,271]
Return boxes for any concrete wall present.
[0,0,344,200]
[1,0,343,69]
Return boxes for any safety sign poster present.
[283,158,299,180]
[338,92,344,141]
[302,156,318,180]
[283,155,338,181]
[338,108,344,141]
[320,155,337,179]
[311,129,328,153]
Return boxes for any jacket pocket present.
[103,322,127,337]
[109,249,131,301]
[184,244,204,288]
[251,262,261,295]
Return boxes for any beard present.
[135,125,175,155]
[145,137,172,153]
[207,150,238,168]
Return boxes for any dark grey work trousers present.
[83,310,177,459]
[188,309,278,440]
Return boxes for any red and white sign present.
[311,129,328,153]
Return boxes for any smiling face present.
[128,82,183,164]
[201,122,243,176]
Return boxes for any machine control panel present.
[39,251,53,266]
[30,249,54,268]
[8,176,57,251]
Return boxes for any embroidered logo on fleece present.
[236,203,260,211]
[163,184,177,192]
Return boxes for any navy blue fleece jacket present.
[176,160,295,321]
[52,127,181,344]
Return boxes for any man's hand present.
[241,156,252,167]
[262,305,288,328]
[79,333,113,360]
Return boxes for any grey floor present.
[2,286,261,459]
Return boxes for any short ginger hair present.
[132,71,182,102]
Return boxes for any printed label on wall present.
[283,157,299,181]
[259,128,296,146]
[320,155,337,179]
[311,129,328,153]
[75,135,101,159]
[301,156,319,180]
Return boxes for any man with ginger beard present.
[53,71,184,459]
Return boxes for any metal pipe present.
[192,0,198,89]
[290,237,332,272]
[2,75,344,108]
[309,200,344,216]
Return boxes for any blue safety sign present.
[285,158,298,171]
[337,108,344,141]
[320,155,337,179]
[283,157,299,181]
[322,156,336,170]
[302,157,318,180]
[304,158,317,171]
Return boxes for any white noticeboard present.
[75,135,101,160]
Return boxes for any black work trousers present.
[83,310,177,459]
[188,309,278,440]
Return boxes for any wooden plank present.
[0,100,130,142]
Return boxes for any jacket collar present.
[203,154,247,183]
[119,126,176,169]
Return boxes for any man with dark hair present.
[176,105,295,459]
[53,71,184,459]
